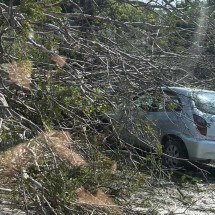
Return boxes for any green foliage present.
[12,142,146,214]
[0,120,32,150]
[20,0,61,21]
[100,0,155,22]
[33,79,110,129]
[4,0,61,64]
[3,0,215,213]
[156,1,208,54]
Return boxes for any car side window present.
[134,90,164,112]
[134,95,152,111]
[163,91,182,112]
[134,90,182,112]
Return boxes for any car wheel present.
[163,137,188,168]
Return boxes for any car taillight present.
[193,114,207,136]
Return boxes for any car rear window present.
[193,91,215,115]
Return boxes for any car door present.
[132,89,184,148]
[130,89,163,149]
[158,90,184,138]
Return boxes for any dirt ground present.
[0,206,26,215]
[130,182,215,215]
[1,176,215,214]
[1,135,215,215]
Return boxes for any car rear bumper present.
[184,137,215,160]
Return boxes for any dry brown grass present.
[0,144,34,177]
[76,187,122,214]
[0,131,86,180]
[51,54,67,67]
[7,61,32,89]
[0,131,122,213]
[46,131,87,166]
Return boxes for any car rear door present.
[125,89,185,149]
[159,90,184,137]
[131,89,164,149]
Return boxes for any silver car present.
[111,87,215,167]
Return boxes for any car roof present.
[135,87,215,99]
[162,87,193,95]
[164,87,215,95]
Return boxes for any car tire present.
[163,136,189,168]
